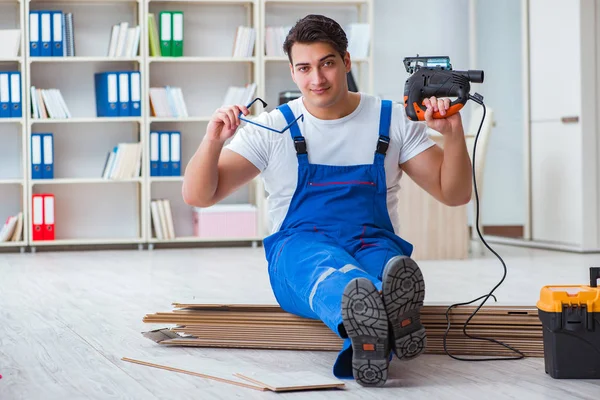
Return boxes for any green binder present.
[159,11,172,56]
[171,11,183,57]
[148,13,161,57]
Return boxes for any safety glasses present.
[238,97,304,134]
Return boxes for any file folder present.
[0,73,10,118]
[129,71,141,117]
[31,134,43,179]
[40,12,52,57]
[32,194,44,241]
[172,11,183,57]
[42,133,54,179]
[29,11,40,57]
[150,131,160,176]
[9,72,22,118]
[51,11,64,57]
[43,194,55,240]
[118,72,130,116]
[160,132,171,176]
[160,11,172,56]
[94,72,119,117]
[170,131,181,176]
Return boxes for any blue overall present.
[262,100,414,379]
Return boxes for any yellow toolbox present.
[537,267,600,379]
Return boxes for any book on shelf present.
[222,82,257,108]
[30,86,71,119]
[0,71,22,118]
[0,212,23,242]
[264,26,291,57]
[149,87,188,118]
[107,22,141,58]
[101,142,142,180]
[150,199,175,240]
[29,11,75,57]
[232,26,256,58]
[148,13,161,57]
[0,29,21,58]
[150,131,181,177]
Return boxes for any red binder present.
[31,194,44,241]
[43,194,55,241]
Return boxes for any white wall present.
[372,0,525,227]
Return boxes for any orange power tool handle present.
[404,96,465,121]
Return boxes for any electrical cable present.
[442,93,525,361]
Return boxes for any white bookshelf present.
[25,0,145,249]
[0,0,373,251]
[0,0,26,250]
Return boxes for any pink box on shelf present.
[193,204,257,238]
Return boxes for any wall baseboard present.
[470,225,524,238]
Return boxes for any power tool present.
[402,56,523,362]
[403,55,484,121]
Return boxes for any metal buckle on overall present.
[376,136,390,155]
[293,137,307,155]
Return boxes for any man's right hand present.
[205,104,250,143]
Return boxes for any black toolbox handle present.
[591,267,600,287]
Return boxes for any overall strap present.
[277,104,308,163]
[374,99,392,164]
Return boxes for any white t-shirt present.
[226,93,436,234]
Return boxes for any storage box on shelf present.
[0,0,27,250]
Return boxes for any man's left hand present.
[423,96,463,137]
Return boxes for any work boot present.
[381,255,427,360]
[341,277,390,387]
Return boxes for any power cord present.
[442,93,525,361]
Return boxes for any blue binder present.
[29,11,40,57]
[129,71,141,117]
[118,72,130,116]
[170,131,181,176]
[9,72,22,118]
[42,133,54,179]
[51,11,64,57]
[94,72,119,117]
[0,73,10,118]
[40,11,52,57]
[31,134,43,179]
[159,132,171,176]
[150,131,160,176]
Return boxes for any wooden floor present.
[1,243,599,399]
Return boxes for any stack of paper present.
[150,199,175,240]
[149,87,188,118]
[30,86,71,119]
[143,303,543,358]
[221,83,256,107]
[107,22,141,57]
[101,142,142,180]
[0,212,23,242]
[232,26,255,58]
[0,30,21,58]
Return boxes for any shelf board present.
[150,176,184,182]
[30,0,140,3]
[30,237,145,247]
[149,56,256,63]
[0,118,23,124]
[149,236,263,244]
[31,117,142,124]
[0,179,24,185]
[30,56,141,63]
[265,0,368,3]
[0,241,25,248]
[0,57,21,63]
[148,0,256,4]
[149,116,211,123]
[264,55,369,62]
[31,178,142,185]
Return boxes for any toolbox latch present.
[562,305,594,332]
[590,267,600,288]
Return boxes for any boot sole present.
[381,256,427,361]
[342,278,389,387]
